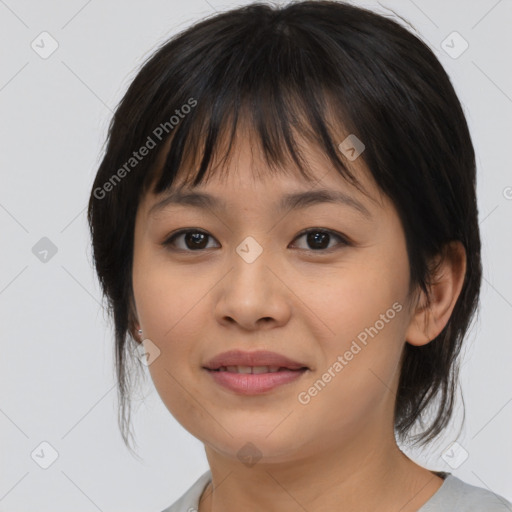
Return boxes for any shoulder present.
[419,473,512,512]
[160,470,512,512]
[160,470,212,512]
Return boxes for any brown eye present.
[163,230,218,251]
[162,227,350,254]
[291,229,350,252]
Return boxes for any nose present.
[214,247,292,331]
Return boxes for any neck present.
[199,424,443,512]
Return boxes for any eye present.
[290,228,350,253]
[162,229,219,251]
[162,228,350,253]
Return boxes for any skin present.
[131,129,466,512]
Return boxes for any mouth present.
[207,365,308,374]
[202,349,310,394]
[203,349,310,372]
[203,364,309,395]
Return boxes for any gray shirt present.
[161,469,512,512]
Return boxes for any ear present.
[129,323,142,343]
[128,319,142,344]
[127,294,142,344]
[405,241,466,347]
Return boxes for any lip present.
[203,349,309,371]
[202,349,310,395]
[205,368,308,395]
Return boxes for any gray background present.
[0,0,511,510]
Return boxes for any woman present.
[87,1,512,510]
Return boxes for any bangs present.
[143,20,369,198]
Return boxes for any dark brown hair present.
[88,0,481,452]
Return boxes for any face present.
[131,134,418,464]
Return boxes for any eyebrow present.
[148,188,372,219]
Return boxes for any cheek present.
[301,243,410,402]
[132,255,209,427]
[303,253,408,343]
[132,239,192,338]
[133,268,207,361]
[132,243,213,375]
[297,286,407,439]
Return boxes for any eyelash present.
[161,228,351,254]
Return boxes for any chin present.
[202,426,313,465]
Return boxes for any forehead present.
[148,185,376,224]
[141,110,388,223]
[142,141,386,228]
[155,125,381,197]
